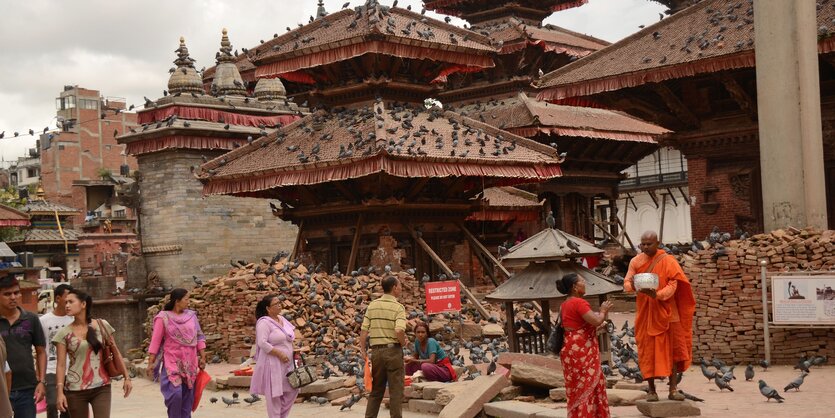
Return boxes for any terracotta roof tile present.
[457,93,667,142]
[481,187,542,208]
[537,0,835,100]
[21,201,79,214]
[423,0,588,16]
[252,5,497,75]
[10,229,80,244]
[474,20,608,56]
[198,101,564,194]
[0,204,30,225]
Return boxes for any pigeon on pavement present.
[745,364,755,381]
[758,380,785,403]
[784,372,809,392]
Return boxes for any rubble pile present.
[144,257,496,361]
[683,227,835,364]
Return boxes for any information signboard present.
[772,275,835,324]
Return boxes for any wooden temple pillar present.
[608,198,619,238]
[290,220,305,260]
[505,301,517,352]
[540,299,551,335]
[346,215,365,273]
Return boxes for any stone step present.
[483,401,554,418]
[636,399,701,417]
[409,399,444,414]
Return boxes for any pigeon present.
[745,364,755,381]
[243,394,261,405]
[678,390,704,402]
[221,396,239,407]
[700,364,717,381]
[232,391,239,399]
[759,359,769,371]
[192,275,203,287]
[341,394,361,410]
[714,375,734,392]
[758,380,785,402]
[546,212,555,229]
[783,371,808,392]
[487,359,496,375]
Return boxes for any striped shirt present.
[361,294,407,346]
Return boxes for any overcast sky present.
[0,0,665,164]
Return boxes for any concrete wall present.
[137,150,298,287]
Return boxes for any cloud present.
[0,0,663,162]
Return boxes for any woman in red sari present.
[557,273,613,418]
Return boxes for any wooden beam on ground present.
[290,220,305,260]
[593,220,629,253]
[406,222,491,319]
[616,217,636,251]
[347,215,365,273]
[472,249,498,287]
[457,222,510,282]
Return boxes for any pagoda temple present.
[197,1,565,292]
[116,33,302,287]
[536,0,835,237]
[421,0,668,242]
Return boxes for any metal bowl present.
[633,273,659,290]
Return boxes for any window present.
[55,96,76,110]
[114,209,126,218]
[79,99,98,110]
[26,168,38,178]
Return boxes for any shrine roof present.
[537,0,835,101]
[486,260,620,301]
[251,3,497,78]
[480,186,542,209]
[457,93,667,142]
[423,0,588,17]
[0,204,30,227]
[475,20,609,57]
[502,227,603,265]
[21,201,79,215]
[7,229,80,245]
[197,101,564,195]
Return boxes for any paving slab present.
[434,380,474,405]
[409,399,445,414]
[510,362,565,389]
[299,377,347,395]
[438,374,510,418]
[534,409,569,418]
[635,400,701,417]
[497,352,563,372]
[483,400,553,418]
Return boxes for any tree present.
[0,186,27,242]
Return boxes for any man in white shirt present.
[39,284,73,418]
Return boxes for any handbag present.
[96,319,124,378]
[286,354,318,389]
[548,308,565,355]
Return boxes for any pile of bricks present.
[683,227,835,364]
[143,257,492,361]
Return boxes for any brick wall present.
[136,150,298,287]
[688,157,760,240]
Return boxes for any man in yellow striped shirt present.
[360,276,407,418]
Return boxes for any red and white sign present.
[425,280,461,314]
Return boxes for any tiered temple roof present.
[118,33,303,156]
[423,0,589,24]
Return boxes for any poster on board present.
[425,280,461,314]
[772,275,835,324]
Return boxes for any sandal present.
[668,391,685,401]
[646,392,659,402]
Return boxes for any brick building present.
[41,86,138,213]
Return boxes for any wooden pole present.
[456,222,510,282]
[621,198,629,246]
[540,300,551,335]
[346,215,364,273]
[406,223,491,319]
[659,194,667,243]
[290,220,305,260]
[505,301,517,352]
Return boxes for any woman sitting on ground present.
[404,322,456,382]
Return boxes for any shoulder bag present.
[96,319,124,378]
[548,307,565,355]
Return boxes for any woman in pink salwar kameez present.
[250,295,299,418]
[148,289,207,418]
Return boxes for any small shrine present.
[487,225,621,353]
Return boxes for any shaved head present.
[639,231,660,256]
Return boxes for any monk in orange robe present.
[623,231,696,402]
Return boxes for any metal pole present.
[760,259,771,364]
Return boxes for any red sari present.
[560,298,610,418]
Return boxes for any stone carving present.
[729,171,752,200]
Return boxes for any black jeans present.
[45,374,69,418]
[9,387,35,418]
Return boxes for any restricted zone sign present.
[425,280,461,314]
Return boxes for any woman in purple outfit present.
[147,289,207,418]
[250,295,299,418]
